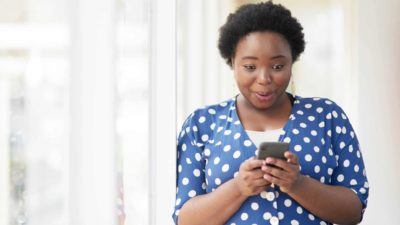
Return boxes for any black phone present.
[257,142,289,161]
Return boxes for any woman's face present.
[232,31,293,110]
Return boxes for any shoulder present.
[293,95,347,116]
[181,97,236,130]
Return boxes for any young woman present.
[173,2,369,225]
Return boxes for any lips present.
[254,91,274,101]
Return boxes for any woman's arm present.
[178,158,270,225]
[262,152,362,225]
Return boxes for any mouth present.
[254,91,274,101]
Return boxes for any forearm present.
[178,179,247,225]
[289,175,362,224]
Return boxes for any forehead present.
[235,31,292,59]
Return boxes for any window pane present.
[116,0,150,225]
[0,0,69,224]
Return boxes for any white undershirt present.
[246,129,283,148]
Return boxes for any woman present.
[173,1,369,225]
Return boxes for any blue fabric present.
[172,94,369,225]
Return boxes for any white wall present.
[357,0,400,224]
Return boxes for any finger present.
[263,173,282,186]
[253,178,271,187]
[244,157,265,170]
[265,157,291,171]
[285,151,299,165]
[262,165,290,181]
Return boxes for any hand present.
[261,151,304,194]
[233,157,272,197]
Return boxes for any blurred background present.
[0,0,399,225]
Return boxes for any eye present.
[243,64,256,72]
[272,64,284,70]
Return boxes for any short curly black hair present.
[218,1,305,67]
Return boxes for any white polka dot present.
[332,110,338,118]
[325,100,333,105]
[357,150,361,158]
[342,126,347,134]
[193,169,201,177]
[305,103,312,109]
[308,214,315,221]
[178,164,182,173]
[210,123,216,130]
[263,212,272,220]
[284,199,292,207]
[336,126,342,134]
[222,164,230,172]
[305,154,312,162]
[244,140,252,147]
[319,121,325,128]
[204,148,211,156]
[321,221,328,225]
[354,164,360,172]
[322,156,327,163]
[316,107,323,113]
[294,145,302,151]
[215,178,221,185]
[300,123,307,128]
[296,206,303,214]
[360,187,367,194]
[182,144,187,151]
[195,153,201,161]
[350,179,358,185]
[327,130,331,137]
[314,165,320,173]
[223,145,231,152]
[219,115,227,120]
[192,126,198,132]
[297,110,304,115]
[337,174,345,182]
[342,113,347,120]
[207,169,212,176]
[291,220,299,225]
[270,216,279,225]
[188,190,196,197]
[313,146,320,153]
[233,150,241,159]
[220,102,227,107]
[343,159,350,167]
[304,137,311,143]
[217,127,223,133]
[308,116,315,121]
[182,177,189,185]
[175,209,180,216]
[208,108,216,114]
[311,130,318,136]
[234,133,241,139]
[292,129,300,135]
[213,157,220,164]
[251,202,259,210]
[278,212,284,219]
[224,130,232,135]
[199,116,206,123]
[186,158,192,164]
[327,168,333,175]
[340,142,346,149]
[364,181,369,188]
[326,113,332,120]
[176,198,181,206]
[241,213,248,221]
[284,137,291,143]
[320,176,325,183]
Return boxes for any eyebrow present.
[241,55,286,60]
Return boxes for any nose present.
[257,69,272,85]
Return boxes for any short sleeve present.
[329,103,369,218]
[172,113,207,224]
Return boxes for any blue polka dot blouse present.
[172,94,369,225]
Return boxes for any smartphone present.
[257,142,289,161]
